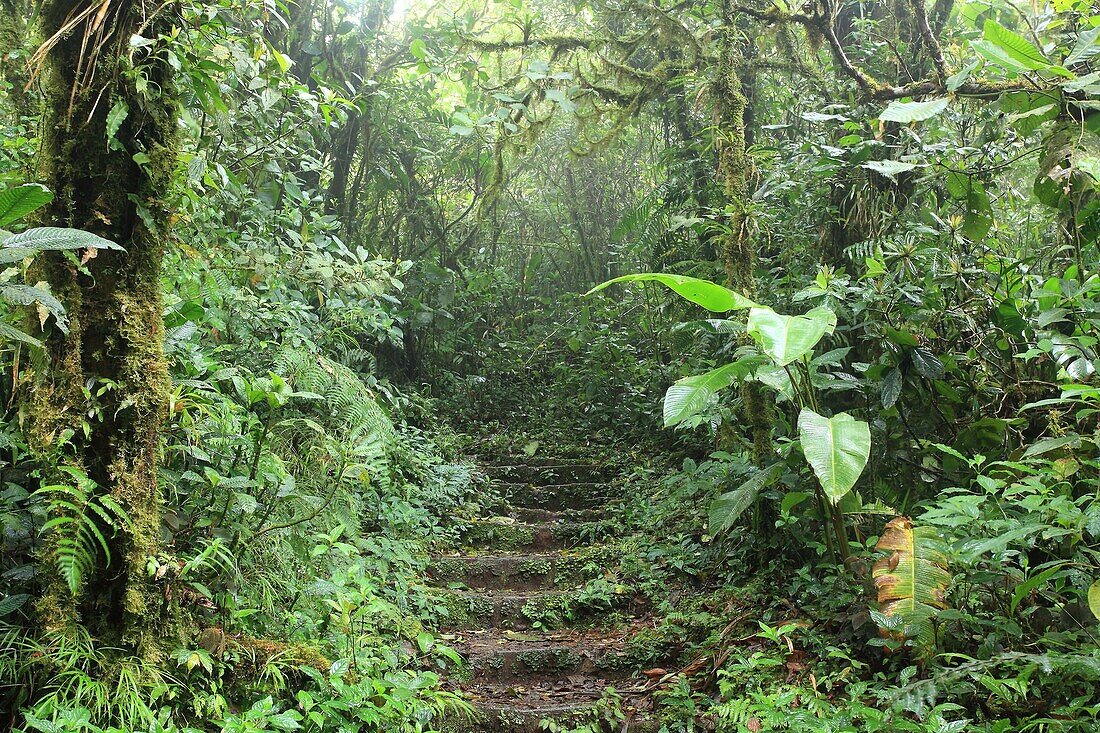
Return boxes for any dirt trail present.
[431,455,659,732]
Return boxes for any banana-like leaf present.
[747,306,836,366]
[872,517,951,655]
[797,408,870,504]
[0,184,53,228]
[750,364,796,402]
[862,160,918,179]
[1088,579,1100,622]
[586,273,756,313]
[708,463,783,536]
[663,356,767,426]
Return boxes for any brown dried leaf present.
[871,516,951,655]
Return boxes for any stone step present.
[428,547,619,591]
[462,517,614,551]
[507,506,605,523]
[435,450,657,733]
[482,462,616,485]
[450,628,639,682]
[433,588,617,630]
[495,481,612,510]
[439,680,658,732]
[473,455,612,468]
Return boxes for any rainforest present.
[1,0,1099,730]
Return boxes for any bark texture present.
[714,0,771,465]
[31,0,180,654]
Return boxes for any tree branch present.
[908,0,949,80]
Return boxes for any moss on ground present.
[464,521,536,549]
[433,590,496,627]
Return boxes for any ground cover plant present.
[1,0,1099,730]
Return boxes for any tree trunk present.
[714,2,771,466]
[0,0,33,123]
[30,0,180,654]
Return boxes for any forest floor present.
[429,452,661,732]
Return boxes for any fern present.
[274,348,396,445]
[34,467,132,595]
[236,347,400,601]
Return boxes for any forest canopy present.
[1,0,1099,731]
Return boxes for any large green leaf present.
[0,321,43,347]
[878,97,949,123]
[2,227,122,252]
[797,408,870,504]
[586,273,756,313]
[0,184,53,228]
[0,284,67,331]
[708,463,783,536]
[0,593,30,618]
[972,20,1070,77]
[872,517,951,656]
[663,356,768,426]
[861,160,917,179]
[1066,25,1100,66]
[0,247,38,266]
[746,305,836,366]
[751,364,796,402]
[945,171,993,239]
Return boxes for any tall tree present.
[30,0,181,652]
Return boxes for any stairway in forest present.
[431,455,657,732]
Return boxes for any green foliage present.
[878,98,950,123]
[34,468,132,595]
[663,358,766,427]
[972,20,1068,76]
[0,183,52,227]
[587,273,756,313]
[708,463,782,536]
[3,0,1100,729]
[2,627,167,731]
[797,409,871,505]
[594,273,867,557]
[746,306,837,367]
[538,688,625,733]
[0,183,122,346]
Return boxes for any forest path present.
[432,455,659,732]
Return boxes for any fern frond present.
[34,472,133,595]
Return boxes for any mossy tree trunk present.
[713,1,772,466]
[0,0,33,121]
[31,0,180,654]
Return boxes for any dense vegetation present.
[1,0,1099,730]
